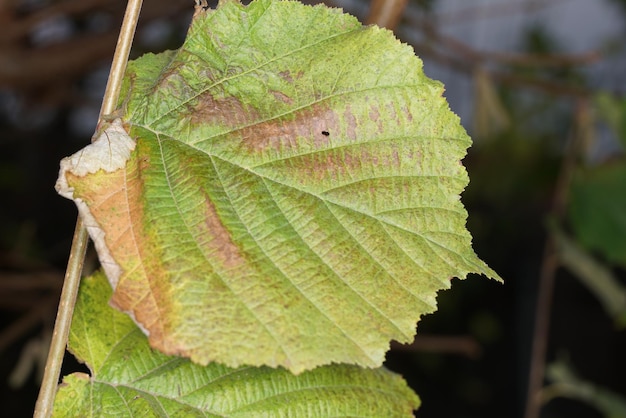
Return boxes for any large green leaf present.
[53,271,420,417]
[56,0,499,373]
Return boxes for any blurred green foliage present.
[569,162,626,268]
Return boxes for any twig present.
[434,0,568,26]
[0,1,187,89]
[32,219,89,418]
[543,360,626,416]
[0,0,114,44]
[0,31,120,88]
[523,100,588,418]
[423,20,600,69]
[366,0,408,30]
[524,241,559,418]
[399,12,600,98]
[33,0,144,416]
[410,41,594,99]
[0,272,63,291]
[0,295,56,353]
[391,335,481,358]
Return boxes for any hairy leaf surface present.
[56,0,499,372]
[53,271,420,417]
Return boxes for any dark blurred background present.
[1,0,625,417]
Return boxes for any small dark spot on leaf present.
[321,130,330,136]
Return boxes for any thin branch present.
[473,50,600,69]
[391,335,481,358]
[523,100,588,418]
[0,272,63,291]
[423,21,600,69]
[410,41,594,99]
[33,219,89,418]
[0,31,119,88]
[0,1,187,90]
[366,0,408,30]
[399,12,600,98]
[99,1,143,118]
[33,0,144,416]
[0,296,56,353]
[543,360,626,416]
[434,0,569,26]
[524,240,559,418]
[0,0,114,44]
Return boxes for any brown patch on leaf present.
[343,105,357,140]
[148,62,187,99]
[200,193,247,270]
[187,91,259,127]
[402,105,413,122]
[369,105,384,133]
[384,102,397,124]
[391,148,400,167]
[238,103,348,153]
[271,90,294,105]
[278,69,304,83]
[66,150,168,344]
[299,144,405,184]
[278,70,294,83]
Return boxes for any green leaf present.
[52,271,420,417]
[56,0,499,372]
[568,162,626,268]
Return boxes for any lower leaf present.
[53,271,419,417]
